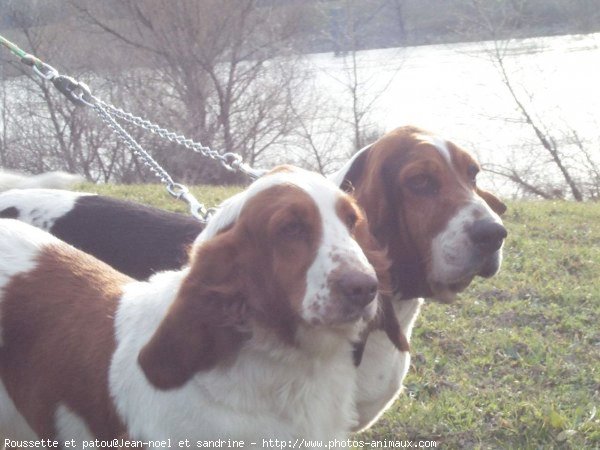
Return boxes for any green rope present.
[0,34,45,69]
[0,35,28,58]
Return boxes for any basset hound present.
[0,166,404,444]
[331,125,507,429]
[0,125,507,431]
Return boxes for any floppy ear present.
[378,295,410,353]
[353,212,391,293]
[476,187,507,216]
[138,233,250,390]
[340,145,372,193]
[347,146,397,241]
[338,143,399,242]
[353,294,410,366]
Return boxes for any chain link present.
[92,102,209,222]
[94,99,266,179]
[1,33,266,222]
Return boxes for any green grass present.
[79,184,600,449]
[81,183,242,214]
[361,201,600,449]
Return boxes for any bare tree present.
[0,63,9,167]
[73,0,316,183]
[456,0,598,200]
[0,4,148,183]
[283,78,348,175]
[319,0,403,156]
[2,3,141,181]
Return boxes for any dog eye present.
[406,174,439,196]
[279,221,308,239]
[467,165,479,186]
[345,213,358,231]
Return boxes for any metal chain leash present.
[94,99,265,179]
[0,34,265,222]
[90,101,210,221]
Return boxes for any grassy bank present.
[81,184,600,449]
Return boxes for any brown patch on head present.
[335,194,362,233]
[139,183,323,389]
[339,126,505,299]
[335,194,409,362]
[438,141,507,214]
[336,195,391,295]
[0,244,130,438]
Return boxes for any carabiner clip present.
[52,75,94,107]
[167,183,209,223]
[22,55,59,81]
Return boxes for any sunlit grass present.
[361,201,600,449]
[75,182,242,214]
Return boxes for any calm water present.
[3,32,599,196]
[308,32,600,196]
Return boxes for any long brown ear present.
[353,294,410,366]
[353,210,391,293]
[477,187,507,216]
[138,234,249,390]
[379,295,410,353]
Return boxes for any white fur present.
[0,169,373,443]
[0,189,92,231]
[109,169,372,441]
[416,133,452,164]
[110,272,359,442]
[55,404,95,448]
[0,170,83,192]
[300,173,377,326]
[0,381,37,440]
[198,168,377,326]
[430,198,504,297]
[354,297,422,431]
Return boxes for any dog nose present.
[338,271,378,307]
[468,219,507,253]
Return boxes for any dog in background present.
[0,169,83,192]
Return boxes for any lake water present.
[307,32,600,197]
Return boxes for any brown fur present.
[0,244,130,439]
[336,197,409,357]
[341,126,507,299]
[139,184,324,389]
[476,187,507,215]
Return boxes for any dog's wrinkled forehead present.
[413,132,480,173]
[414,133,452,164]
[195,166,347,246]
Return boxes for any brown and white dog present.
[0,166,402,443]
[0,125,507,431]
[331,126,507,429]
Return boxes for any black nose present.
[338,271,378,307]
[468,219,507,253]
